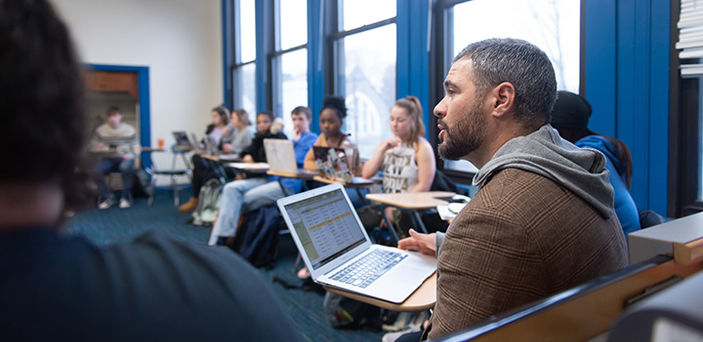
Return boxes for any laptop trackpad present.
[367,263,434,303]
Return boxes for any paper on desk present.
[437,205,455,221]
[218,154,241,161]
[436,202,468,221]
[226,162,269,170]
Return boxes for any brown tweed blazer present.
[425,168,628,340]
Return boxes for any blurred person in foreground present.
[0,1,297,341]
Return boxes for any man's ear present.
[489,82,516,118]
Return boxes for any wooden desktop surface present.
[267,169,318,179]
[200,154,219,162]
[366,191,455,210]
[313,175,375,187]
[325,271,436,312]
[90,147,165,154]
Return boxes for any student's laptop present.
[313,146,354,182]
[172,131,193,149]
[264,139,317,175]
[277,183,437,303]
[264,139,297,173]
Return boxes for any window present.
[273,0,308,138]
[439,0,581,174]
[233,0,257,121]
[333,0,396,158]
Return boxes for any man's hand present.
[122,153,134,160]
[397,229,437,256]
[242,154,254,163]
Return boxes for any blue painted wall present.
[585,0,670,215]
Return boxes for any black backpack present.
[431,169,467,195]
[323,292,398,331]
[231,204,282,268]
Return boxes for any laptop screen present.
[172,131,192,148]
[283,188,366,270]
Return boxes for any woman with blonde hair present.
[362,96,435,194]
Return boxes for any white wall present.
[52,0,222,178]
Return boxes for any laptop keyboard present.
[329,249,407,288]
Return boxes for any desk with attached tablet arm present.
[365,191,455,240]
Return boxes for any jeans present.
[208,178,287,245]
[95,157,135,200]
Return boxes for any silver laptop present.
[264,139,297,173]
[277,183,437,303]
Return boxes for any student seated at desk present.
[359,96,436,236]
[303,95,360,175]
[208,108,316,246]
[297,96,360,279]
[549,91,641,236]
[91,106,140,210]
[395,38,627,341]
[205,105,230,147]
[0,1,297,340]
[221,108,253,154]
[179,107,252,212]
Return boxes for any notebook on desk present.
[277,183,437,303]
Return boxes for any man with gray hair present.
[397,38,627,340]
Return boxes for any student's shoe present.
[97,198,114,210]
[178,197,198,212]
[119,198,131,209]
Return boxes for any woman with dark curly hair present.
[303,95,360,174]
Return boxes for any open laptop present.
[264,139,317,175]
[277,183,437,303]
[172,131,193,149]
[263,139,297,173]
[313,146,354,182]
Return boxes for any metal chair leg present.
[171,175,179,206]
[147,177,155,207]
[380,206,400,242]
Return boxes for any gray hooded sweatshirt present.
[436,124,615,250]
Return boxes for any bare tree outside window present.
[445,0,580,173]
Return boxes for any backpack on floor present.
[191,178,223,226]
[323,292,398,331]
[231,204,282,268]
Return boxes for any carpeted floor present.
[65,190,385,342]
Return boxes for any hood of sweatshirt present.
[575,135,627,185]
[473,124,614,218]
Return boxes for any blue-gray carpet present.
[65,190,384,342]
